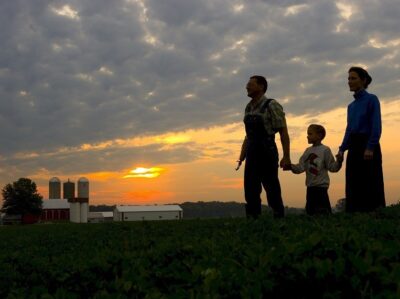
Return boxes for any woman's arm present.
[326,148,342,172]
[339,106,351,153]
[364,96,382,160]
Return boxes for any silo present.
[77,177,89,198]
[80,202,88,223]
[77,177,89,223]
[63,179,75,199]
[49,177,61,199]
[70,202,80,223]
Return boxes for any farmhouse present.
[113,205,183,221]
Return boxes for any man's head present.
[246,75,268,98]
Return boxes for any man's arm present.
[267,99,290,169]
[235,137,247,170]
[278,126,291,170]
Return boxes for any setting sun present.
[123,167,164,179]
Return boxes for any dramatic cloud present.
[0,0,399,195]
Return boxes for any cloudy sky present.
[1,0,399,207]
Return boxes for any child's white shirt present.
[291,144,342,187]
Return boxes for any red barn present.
[41,199,70,221]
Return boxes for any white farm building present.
[113,205,183,221]
[88,211,114,223]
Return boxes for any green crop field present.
[1,205,399,299]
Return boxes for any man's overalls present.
[244,99,285,218]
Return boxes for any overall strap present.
[245,102,252,114]
[245,98,274,114]
[260,98,274,114]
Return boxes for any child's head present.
[307,124,326,145]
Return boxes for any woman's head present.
[348,66,372,92]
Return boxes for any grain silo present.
[78,177,89,223]
[80,201,88,223]
[67,177,89,223]
[49,177,61,199]
[69,201,81,223]
[63,179,75,199]
[68,197,89,223]
[77,177,89,198]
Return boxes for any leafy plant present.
[0,204,399,298]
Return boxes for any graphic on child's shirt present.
[305,153,319,176]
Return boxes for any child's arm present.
[291,151,306,174]
[325,147,342,172]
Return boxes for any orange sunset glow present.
[31,99,400,208]
[123,167,164,179]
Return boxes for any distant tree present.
[1,178,43,216]
[335,198,346,213]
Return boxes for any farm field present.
[1,205,399,299]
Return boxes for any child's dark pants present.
[306,187,332,215]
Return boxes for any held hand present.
[336,151,344,163]
[235,160,243,171]
[280,156,291,171]
[364,149,374,160]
